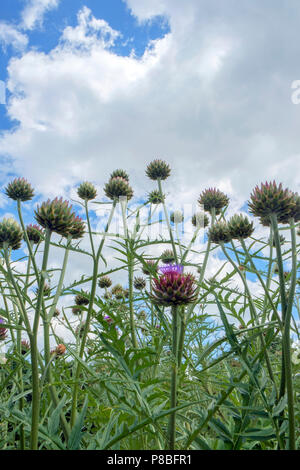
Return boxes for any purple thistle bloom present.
[104,315,113,324]
[159,264,184,275]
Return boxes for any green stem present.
[281,219,297,450]
[157,179,178,264]
[168,305,179,450]
[30,227,52,450]
[70,200,116,428]
[270,214,287,403]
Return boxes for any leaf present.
[67,396,88,450]
[48,395,67,436]
[272,395,287,417]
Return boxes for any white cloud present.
[1,0,300,209]
[21,0,60,30]
[0,22,28,51]
[61,6,121,50]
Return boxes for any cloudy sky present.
[1,0,300,207]
[0,0,299,346]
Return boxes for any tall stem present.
[157,179,178,263]
[30,228,52,450]
[168,305,179,450]
[70,201,116,427]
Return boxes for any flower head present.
[248,181,295,224]
[0,318,7,341]
[51,344,66,357]
[161,249,176,264]
[228,214,254,239]
[104,177,133,201]
[170,211,184,224]
[198,188,229,215]
[34,198,76,235]
[25,224,44,244]
[0,218,23,250]
[150,266,197,306]
[134,276,146,290]
[191,212,210,228]
[65,216,85,240]
[208,221,232,244]
[5,177,34,202]
[110,169,130,182]
[77,182,97,201]
[21,340,30,354]
[148,190,165,205]
[98,275,112,288]
[142,260,158,275]
[146,159,171,181]
[75,292,89,306]
[104,315,114,325]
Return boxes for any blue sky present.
[0,0,299,315]
[0,0,169,133]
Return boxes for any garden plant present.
[0,160,299,451]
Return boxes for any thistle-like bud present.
[35,283,51,297]
[98,276,112,289]
[248,181,295,224]
[138,310,147,320]
[75,292,89,306]
[208,222,232,244]
[142,260,158,275]
[5,177,34,201]
[161,249,176,264]
[25,224,44,244]
[191,212,209,228]
[65,216,85,240]
[198,188,229,215]
[150,264,197,306]
[104,315,113,325]
[72,306,82,316]
[104,291,112,300]
[0,318,7,341]
[0,218,23,250]
[146,159,171,181]
[77,182,97,201]
[290,192,300,222]
[134,276,146,290]
[35,198,76,235]
[110,169,130,182]
[21,339,30,354]
[148,190,165,204]
[111,284,124,299]
[53,308,60,317]
[104,177,133,201]
[170,211,184,224]
[51,344,66,356]
[228,214,254,240]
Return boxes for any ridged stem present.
[168,305,179,450]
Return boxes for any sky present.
[0,0,299,345]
